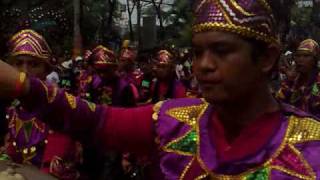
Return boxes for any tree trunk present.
[157,6,164,41]
[107,0,116,29]
[73,0,82,58]
[126,0,135,41]
[137,0,142,49]
[151,0,164,41]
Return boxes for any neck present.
[214,83,279,143]
[298,69,317,86]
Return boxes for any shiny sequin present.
[166,103,208,128]
[65,92,77,109]
[152,101,164,122]
[180,158,195,180]
[245,168,269,180]
[195,116,318,179]
[271,145,311,177]
[164,130,197,156]
[287,116,320,144]
[40,81,58,103]
[194,174,209,180]
[193,0,277,44]
[85,100,96,112]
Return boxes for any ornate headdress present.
[192,0,277,43]
[8,29,52,62]
[91,45,117,69]
[297,39,319,56]
[157,50,173,64]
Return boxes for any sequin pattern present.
[164,130,197,156]
[193,0,277,43]
[166,103,208,128]
[65,93,77,109]
[175,112,319,179]
[244,168,270,180]
[287,116,320,144]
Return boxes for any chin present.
[202,93,228,105]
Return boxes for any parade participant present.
[277,39,320,117]
[76,50,102,102]
[117,43,140,106]
[87,45,139,106]
[151,49,186,103]
[5,29,79,179]
[1,0,320,179]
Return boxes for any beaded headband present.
[91,45,117,69]
[193,0,278,44]
[297,39,319,56]
[8,29,52,61]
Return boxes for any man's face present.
[192,31,262,105]
[11,55,50,80]
[294,51,316,74]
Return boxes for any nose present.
[18,62,28,73]
[194,50,217,75]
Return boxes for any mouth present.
[199,81,221,91]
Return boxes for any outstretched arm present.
[0,60,156,153]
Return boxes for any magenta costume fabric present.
[19,77,320,179]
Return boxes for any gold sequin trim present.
[65,92,77,109]
[163,129,196,156]
[192,22,278,44]
[257,0,272,12]
[270,166,311,180]
[194,173,209,180]
[19,72,27,84]
[287,144,316,179]
[165,103,208,128]
[195,115,318,179]
[215,0,233,24]
[229,0,254,16]
[287,116,320,144]
[39,81,58,103]
[179,157,195,180]
[85,100,96,112]
[152,101,164,122]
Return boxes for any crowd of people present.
[0,0,320,179]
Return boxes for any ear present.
[258,43,280,74]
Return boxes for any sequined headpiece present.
[8,29,52,61]
[297,39,319,56]
[119,48,137,62]
[157,50,173,64]
[83,50,92,61]
[91,45,117,69]
[193,0,277,43]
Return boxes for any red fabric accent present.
[184,159,207,180]
[159,82,168,98]
[41,133,76,173]
[102,105,154,154]
[209,111,281,162]
[174,83,187,98]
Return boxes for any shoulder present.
[154,98,205,114]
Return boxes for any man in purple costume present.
[0,0,320,179]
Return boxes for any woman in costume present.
[0,1,320,179]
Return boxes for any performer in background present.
[277,39,320,117]
[5,29,80,180]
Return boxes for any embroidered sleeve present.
[21,78,103,142]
